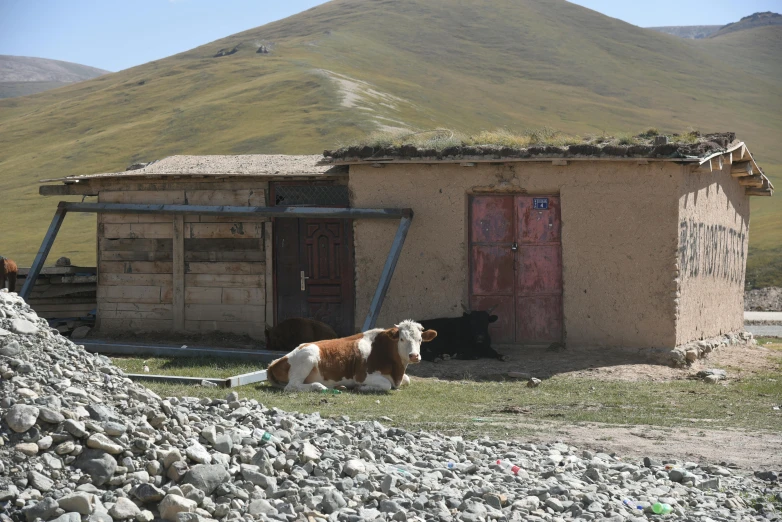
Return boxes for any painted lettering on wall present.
[679,219,746,282]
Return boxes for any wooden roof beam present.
[731,160,754,177]
[739,175,765,188]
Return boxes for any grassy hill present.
[646,25,721,39]
[0,0,779,285]
[0,55,109,99]
[709,11,782,38]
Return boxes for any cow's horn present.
[461,303,470,313]
[487,305,498,314]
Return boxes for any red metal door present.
[515,196,562,343]
[469,194,563,344]
[469,195,516,343]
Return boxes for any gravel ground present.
[745,288,782,312]
[0,289,780,522]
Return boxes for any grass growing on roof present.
[333,127,722,153]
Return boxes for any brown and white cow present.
[266,320,437,392]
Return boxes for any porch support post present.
[362,213,413,331]
[20,204,68,300]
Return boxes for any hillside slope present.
[0,55,109,98]
[647,25,720,39]
[0,0,779,284]
[709,11,782,38]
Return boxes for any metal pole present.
[61,202,410,220]
[20,205,68,300]
[362,214,413,331]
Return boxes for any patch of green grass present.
[112,356,782,438]
[113,357,259,379]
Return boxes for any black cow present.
[264,318,338,352]
[418,307,506,362]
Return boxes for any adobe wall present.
[675,164,750,344]
[349,161,681,349]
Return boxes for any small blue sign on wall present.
[533,197,549,210]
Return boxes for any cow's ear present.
[489,315,498,323]
[422,329,437,342]
[387,327,400,340]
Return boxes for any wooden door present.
[272,184,355,337]
[469,195,563,344]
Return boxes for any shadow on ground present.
[406,345,685,382]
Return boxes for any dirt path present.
[514,421,782,472]
[407,343,781,472]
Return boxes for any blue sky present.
[0,0,779,72]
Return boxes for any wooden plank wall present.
[96,184,269,340]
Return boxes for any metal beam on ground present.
[19,206,68,300]
[226,370,269,388]
[79,339,279,362]
[125,373,227,387]
[362,214,414,331]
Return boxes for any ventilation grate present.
[274,185,350,207]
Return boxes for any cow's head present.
[462,307,499,349]
[264,325,277,350]
[388,320,437,364]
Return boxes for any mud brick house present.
[33,132,773,356]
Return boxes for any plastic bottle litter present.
[623,499,643,511]
[252,429,279,445]
[320,388,342,395]
[447,462,455,469]
[652,502,673,515]
[496,459,522,475]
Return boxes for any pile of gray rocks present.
[0,290,780,522]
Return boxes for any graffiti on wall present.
[679,218,746,282]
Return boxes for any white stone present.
[86,433,124,454]
[343,459,366,478]
[15,442,39,456]
[109,497,142,520]
[58,492,97,515]
[299,442,321,463]
[16,388,39,399]
[10,318,37,335]
[5,404,39,432]
[159,494,197,522]
[186,442,211,464]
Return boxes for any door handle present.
[511,242,518,252]
[300,271,310,291]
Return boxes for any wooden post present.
[20,205,68,300]
[172,215,185,332]
[264,221,274,328]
